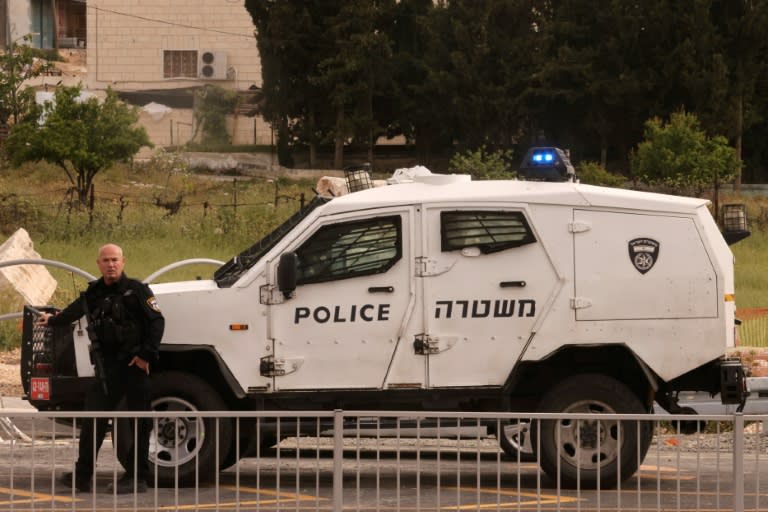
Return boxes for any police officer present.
[39,243,165,494]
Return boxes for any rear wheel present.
[532,374,653,489]
[116,371,233,487]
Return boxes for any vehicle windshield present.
[213,196,331,287]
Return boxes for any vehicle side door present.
[267,208,418,390]
[421,206,560,387]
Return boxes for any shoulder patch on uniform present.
[147,296,161,312]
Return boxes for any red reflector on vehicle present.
[30,377,50,400]
[34,363,52,374]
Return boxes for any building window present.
[296,216,402,285]
[441,210,536,254]
[163,50,197,78]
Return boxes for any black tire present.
[532,374,653,489]
[498,420,537,462]
[220,421,277,470]
[115,371,233,487]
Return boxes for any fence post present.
[733,413,744,512]
[232,178,238,221]
[333,409,344,512]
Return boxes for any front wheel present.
[532,374,653,489]
[115,371,233,487]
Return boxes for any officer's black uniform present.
[49,273,165,483]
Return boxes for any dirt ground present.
[0,348,23,397]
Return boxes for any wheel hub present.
[148,396,205,468]
[557,400,621,470]
[577,419,603,449]
[156,418,189,448]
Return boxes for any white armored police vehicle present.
[22,147,749,489]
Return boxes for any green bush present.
[630,111,739,196]
[576,161,626,187]
[448,146,515,180]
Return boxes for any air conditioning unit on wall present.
[198,50,228,80]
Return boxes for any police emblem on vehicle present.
[628,238,660,274]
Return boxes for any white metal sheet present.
[574,210,718,321]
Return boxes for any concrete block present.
[316,177,349,198]
[0,229,57,308]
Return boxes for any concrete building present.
[2,1,268,150]
[0,0,86,50]
[85,0,269,149]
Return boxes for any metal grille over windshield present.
[296,216,402,285]
[214,196,331,288]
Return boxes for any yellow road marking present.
[640,464,682,472]
[443,486,579,510]
[159,499,317,510]
[222,485,325,499]
[638,464,695,480]
[157,486,325,510]
[0,486,77,504]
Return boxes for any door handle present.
[500,281,526,288]
[368,286,394,293]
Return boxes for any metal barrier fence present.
[0,409,765,511]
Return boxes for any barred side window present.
[296,216,402,285]
[163,50,197,78]
[441,211,535,254]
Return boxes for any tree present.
[528,0,654,166]
[193,85,238,145]
[414,0,541,155]
[0,35,53,126]
[383,0,435,151]
[5,86,151,207]
[248,1,398,169]
[628,1,768,184]
[709,0,768,188]
[311,1,396,168]
[242,0,768,180]
[247,1,324,167]
[630,111,740,212]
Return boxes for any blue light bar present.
[519,146,576,182]
[532,150,555,165]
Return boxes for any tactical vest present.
[89,288,142,352]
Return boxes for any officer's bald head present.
[98,244,123,258]
[97,244,125,285]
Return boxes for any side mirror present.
[277,252,298,298]
[721,204,751,245]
